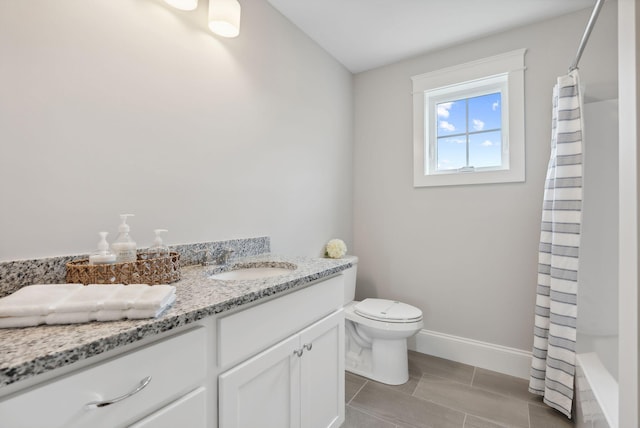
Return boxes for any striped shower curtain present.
[529,70,583,418]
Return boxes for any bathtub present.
[575,99,619,428]
[575,334,618,428]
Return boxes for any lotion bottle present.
[112,214,137,263]
[89,232,116,265]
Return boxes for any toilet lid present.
[354,298,423,323]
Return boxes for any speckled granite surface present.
[0,253,351,389]
[0,237,270,298]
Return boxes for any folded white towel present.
[51,284,123,313]
[0,284,83,317]
[46,311,92,325]
[94,309,127,322]
[0,315,45,328]
[134,285,176,310]
[128,293,176,319]
[0,284,177,328]
[96,293,177,321]
[100,284,148,311]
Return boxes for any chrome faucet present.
[197,248,235,266]
[215,248,235,265]
[196,249,212,266]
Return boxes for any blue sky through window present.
[436,93,502,170]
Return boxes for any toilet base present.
[345,334,410,385]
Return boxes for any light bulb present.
[164,0,198,11]
[208,0,241,38]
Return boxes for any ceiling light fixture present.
[208,0,241,38]
[163,0,198,11]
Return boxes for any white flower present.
[325,239,347,259]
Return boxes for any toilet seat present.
[354,298,422,323]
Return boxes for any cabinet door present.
[128,387,207,428]
[299,310,345,428]
[219,334,301,428]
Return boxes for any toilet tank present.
[342,256,358,305]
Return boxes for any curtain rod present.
[569,0,606,73]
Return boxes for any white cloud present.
[439,121,455,132]
[472,119,485,131]
[437,159,456,170]
[441,137,465,144]
[492,100,500,111]
[437,102,453,118]
[481,140,494,147]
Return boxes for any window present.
[412,49,526,187]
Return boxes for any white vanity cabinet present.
[0,327,210,428]
[217,275,345,428]
[0,270,346,428]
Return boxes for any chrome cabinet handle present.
[85,376,152,409]
[293,343,313,357]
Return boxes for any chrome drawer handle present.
[293,348,304,357]
[303,343,312,351]
[85,376,152,409]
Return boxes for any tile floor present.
[342,351,574,428]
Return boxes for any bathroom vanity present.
[0,254,350,428]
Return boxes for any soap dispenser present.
[145,229,170,259]
[89,232,117,265]
[112,214,137,263]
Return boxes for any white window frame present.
[412,49,527,187]
[427,75,508,173]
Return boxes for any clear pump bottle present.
[89,232,116,265]
[112,214,137,263]
[145,229,170,259]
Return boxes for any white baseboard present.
[407,329,533,380]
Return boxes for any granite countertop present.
[0,254,352,389]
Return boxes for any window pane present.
[468,93,501,132]
[469,131,501,168]
[436,100,465,137]
[437,136,467,170]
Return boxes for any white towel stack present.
[0,284,176,328]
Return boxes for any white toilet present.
[341,256,423,385]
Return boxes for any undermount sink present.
[209,263,297,281]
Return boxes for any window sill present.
[413,167,525,187]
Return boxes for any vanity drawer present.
[0,327,207,428]
[218,275,343,369]
[129,386,207,428]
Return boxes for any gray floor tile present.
[344,352,579,428]
[376,374,420,396]
[342,405,397,428]
[472,368,541,404]
[413,374,529,428]
[529,402,575,428]
[527,394,547,408]
[350,380,465,428]
[391,376,420,395]
[346,372,367,403]
[408,350,475,385]
[348,370,418,398]
[463,415,513,428]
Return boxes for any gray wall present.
[0,0,353,261]
[352,3,618,351]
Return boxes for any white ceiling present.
[266,0,597,73]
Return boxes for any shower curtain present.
[529,70,583,418]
